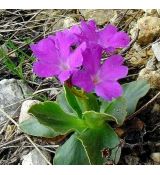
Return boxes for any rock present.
[152,42,160,61]
[79,9,117,25]
[51,17,76,32]
[63,17,76,28]
[35,10,76,32]
[125,43,153,67]
[146,57,157,70]
[35,10,64,21]
[138,56,160,89]
[0,79,32,122]
[22,149,51,165]
[124,155,139,165]
[151,103,160,113]
[157,9,160,16]
[150,152,160,163]
[130,16,160,46]
[19,100,40,123]
[138,67,160,89]
[143,9,159,17]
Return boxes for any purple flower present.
[31,30,86,83]
[70,20,130,52]
[72,46,128,101]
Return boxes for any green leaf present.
[73,111,120,164]
[78,123,120,165]
[64,86,100,117]
[122,80,150,115]
[83,111,118,127]
[64,85,82,117]
[28,101,86,135]
[100,97,127,125]
[53,134,90,165]
[56,92,76,115]
[75,93,100,112]
[19,117,59,138]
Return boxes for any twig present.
[122,10,141,31]
[0,107,52,165]
[116,10,129,27]
[0,137,24,148]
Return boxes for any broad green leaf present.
[100,97,127,125]
[28,101,86,135]
[78,123,120,165]
[54,133,90,165]
[19,117,59,138]
[64,86,100,116]
[64,85,82,117]
[56,92,76,114]
[83,111,118,127]
[122,80,150,115]
[75,93,100,112]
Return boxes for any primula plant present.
[20,20,150,165]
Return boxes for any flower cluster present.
[31,20,130,101]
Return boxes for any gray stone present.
[79,9,117,25]
[146,57,157,70]
[52,17,76,32]
[22,149,51,165]
[152,42,160,61]
[0,79,33,122]
[19,100,40,124]
[63,17,76,28]
[143,9,159,17]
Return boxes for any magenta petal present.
[95,81,123,101]
[83,45,102,75]
[58,70,71,83]
[68,42,86,68]
[70,25,82,35]
[98,24,117,48]
[55,30,77,58]
[87,20,97,30]
[110,31,130,48]
[30,38,59,64]
[33,61,60,78]
[99,55,128,81]
[72,70,94,92]
[81,20,98,42]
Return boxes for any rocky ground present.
[0,9,160,165]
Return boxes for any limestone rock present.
[143,9,159,17]
[125,43,153,67]
[63,17,76,28]
[138,68,160,89]
[130,16,160,46]
[79,9,117,25]
[150,153,160,163]
[0,79,32,122]
[19,100,40,124]
[22,149,51,165]
[51,17,76,32]
[152,42,160,61]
